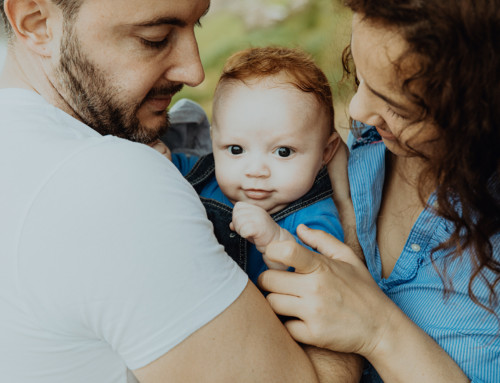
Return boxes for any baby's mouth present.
[243,189,272,200]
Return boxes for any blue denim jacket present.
[348,126,500,383]
[175,153,344,283]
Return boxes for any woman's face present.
[349,13,438,156]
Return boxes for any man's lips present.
[243,189,273,200]
[145,95,173,111]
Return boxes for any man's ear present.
[4,0,59,57]
[322,132,342,165]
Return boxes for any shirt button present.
[410,243,421,252]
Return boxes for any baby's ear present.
[4,0,60,57]
[322,132,342,165]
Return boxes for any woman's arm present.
[326,139,363,260]
[258,226,469,382]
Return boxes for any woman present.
[258,0,500,381]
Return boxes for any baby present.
[159,46,344,284]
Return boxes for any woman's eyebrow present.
[365,80,409,112]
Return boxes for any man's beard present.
[54,24,182,144]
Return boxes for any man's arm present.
[303,346,364,383]
[133,281,319,382]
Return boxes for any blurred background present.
[176,0,354,138]
[0,0,354,138]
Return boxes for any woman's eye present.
[386,106,407,120]
[227,145,244,155]
[274,147,293,157]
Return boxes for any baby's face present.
[211,79,333,214]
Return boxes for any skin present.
[258,13,469,383]
[211,77,337,267]
[211,77,336,215]
[0,0,362,381]
[1,0,206,143]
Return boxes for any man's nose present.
[161,30,205,87]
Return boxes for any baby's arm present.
[148,139,172,160]
[230,202,293,270]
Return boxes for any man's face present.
[52,0,208,143]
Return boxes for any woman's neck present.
[386,152,435,201]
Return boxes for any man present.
[0,0,360,381]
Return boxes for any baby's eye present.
[227,145,244,155]
[274,147,294,157]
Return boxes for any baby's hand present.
[148,139,172,160]
[230,202,291,270]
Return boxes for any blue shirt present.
[172,153,344,284]
[348,126,500,382]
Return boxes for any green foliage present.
[173,0,354,133]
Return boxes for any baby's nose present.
[244,159,271,178]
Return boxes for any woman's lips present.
[375,126,397,141]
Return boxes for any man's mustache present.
[147,83,184,99]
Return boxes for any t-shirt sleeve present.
[17,138,248,370]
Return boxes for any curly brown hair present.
[215,46,335,136]
[343,0,500,312]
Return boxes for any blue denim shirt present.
[348,126,500,382]
[172,153,344,284]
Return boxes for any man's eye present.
[140,36,170,49]
[227,145,244,155]
[274,147,293,157]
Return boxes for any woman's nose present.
[349,89,385,127]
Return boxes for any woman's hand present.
[258,224,397,358]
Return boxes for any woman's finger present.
[264,240,322,275]
[265,293,304,318]
[258,269,309,297]
[296,224,360,265]
[284,319,315,346]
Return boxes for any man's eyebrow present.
[365,80,409,112]
[132,17,186,28]
[132,3,210,28]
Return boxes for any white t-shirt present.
[0,89,248,382]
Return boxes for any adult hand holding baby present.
[258,224,397,356]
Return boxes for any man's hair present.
[215,46,335,135]
[343,0,500,312]
[1,0,81,38]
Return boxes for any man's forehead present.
[78,0,210,25]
